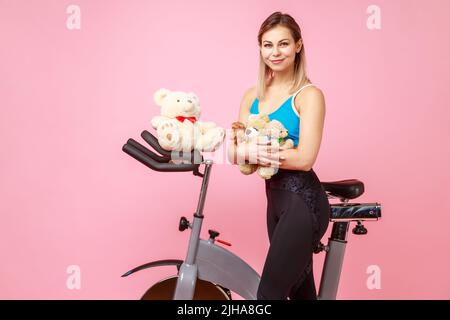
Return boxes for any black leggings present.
[257,168,331,300]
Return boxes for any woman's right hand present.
[254,141,283,167]
[236,141,282,167]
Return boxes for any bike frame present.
[122,158,381,300]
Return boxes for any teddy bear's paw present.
[196,129,225,152]
[257,166,277,179]
[239,164,257,175]
[209,129,225,151]
[210,129,226,151]
[159,121,175,130]
[157,121,181,149]
[160,122,177,140]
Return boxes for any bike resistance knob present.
[208,229,220,239]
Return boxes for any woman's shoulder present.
[293,84,325,113]
[243,86,257,101]
[301,84,323,96]
[238,86,257,121]
[241,86,257,109]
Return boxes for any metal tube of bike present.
[318,222,349,300]
[185,159,213,265]
[173,160,213,300]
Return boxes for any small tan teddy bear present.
[151,88,225,152]
[232,114,294,179]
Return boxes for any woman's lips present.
[271,59,284,64]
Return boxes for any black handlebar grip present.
[141,130,172,158]
[126,138,170,163]
[122,143,197,172]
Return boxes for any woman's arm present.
[278,87,326,171]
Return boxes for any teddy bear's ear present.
[187,92,200,105]
[154,88,171,106]
[259,114,270,123]
[268,120,284,130]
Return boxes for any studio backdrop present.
[0,0,449,299]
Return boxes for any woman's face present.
[260,25,301,72]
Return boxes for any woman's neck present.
[269,67,295,88]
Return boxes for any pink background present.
[1,0,449,299]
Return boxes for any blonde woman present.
[228,12,331,300]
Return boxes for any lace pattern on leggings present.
[265,169,324,254]
[264,169,324,287]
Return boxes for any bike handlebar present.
[140,130,172,158]
[122,130,204,175]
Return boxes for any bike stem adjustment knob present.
[352,221,368,235]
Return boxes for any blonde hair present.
[256,12,311,100]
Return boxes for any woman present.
[228,12,331,300]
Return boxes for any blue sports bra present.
[249,84,315,147]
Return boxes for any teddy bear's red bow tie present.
[176,116,197,124]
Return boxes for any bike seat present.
[321,179,364,200]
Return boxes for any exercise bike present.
[121,130,382,300]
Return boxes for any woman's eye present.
[264,43,288,48]
[177,99,180,102]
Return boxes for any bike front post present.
[173,159,214,300]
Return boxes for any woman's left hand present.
[256,141,287,167]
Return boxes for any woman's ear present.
[296,40,302,53]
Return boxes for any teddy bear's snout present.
[245,127,259,138]
[183,103,195,112]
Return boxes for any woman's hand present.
[233,136,287,168]
[234,141,249,164]
[253,140,287,167]
[235,141,274,166]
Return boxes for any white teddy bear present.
[151,88,225,152]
